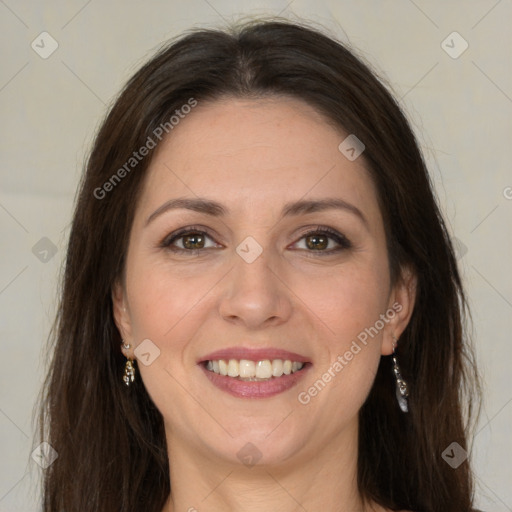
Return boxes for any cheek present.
[298,265,389,419]
[301,259,390,343]
[125,256,216,340]
[124,262,213,408]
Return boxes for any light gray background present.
[1,1,511,510]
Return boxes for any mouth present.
[198,347,312,399]
[203,358,307,380]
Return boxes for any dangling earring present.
[122,341,136,386]
[392,336,409,413]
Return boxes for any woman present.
[38,19,481,512]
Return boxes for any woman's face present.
[113,97,415,467]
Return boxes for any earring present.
[122,341,136,386]
[392,336,409,413]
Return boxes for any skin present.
[113,97,416,512]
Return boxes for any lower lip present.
[200,363,311,399]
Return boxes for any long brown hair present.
[38,19,481,512]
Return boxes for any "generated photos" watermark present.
[93,98,197,200]
[297,302,402,405]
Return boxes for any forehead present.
[136,97,380,226]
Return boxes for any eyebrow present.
[145,197,368,228]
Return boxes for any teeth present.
[205,358,305,380]
[219,359,228,376]
[255,360,272,379]
[227,359,238,377]
[272,359,283,377]
[239,359,255,378]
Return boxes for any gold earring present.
[122,341,136,386]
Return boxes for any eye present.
[292,226,351,254]
[160,227,221,253]
[160,225,351,255]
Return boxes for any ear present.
[381,265,417,356]
[112,279,133,355]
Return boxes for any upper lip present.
[199,346,311,363]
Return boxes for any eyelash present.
[159,225,352,256]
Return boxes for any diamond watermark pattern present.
[338,134,365,161]
[236,442,263,468]
[31,442,58,469]
[451,236,468,260]
[31,32,59,59]
[441,32,469,59]
[236,236,263,264]
[441,441,468,469]
[134,338,161,366]
[32,237,58,263]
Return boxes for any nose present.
[218,247,293,329]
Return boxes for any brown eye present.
[305,234,329,250]
[161,228,221,253]
[182,233,206,249]
[292,227,352,254]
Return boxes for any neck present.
[162,419,379,512]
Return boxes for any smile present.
[205,358,305,380]
[199,347,311,398]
